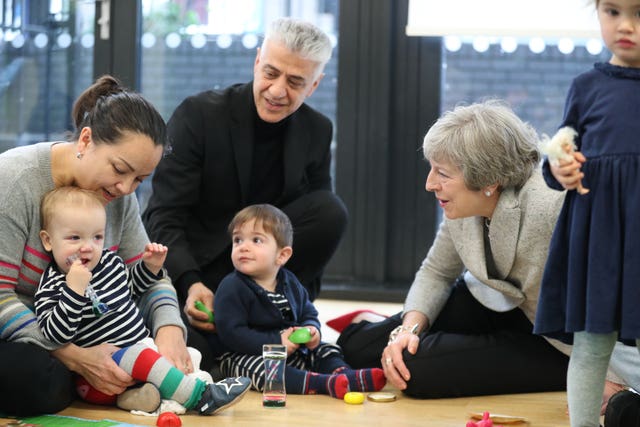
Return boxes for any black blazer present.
[143,82,333,286]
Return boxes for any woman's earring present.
[76,152,83,159]
[485,190,491,197]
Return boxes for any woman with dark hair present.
[0,75,245,416]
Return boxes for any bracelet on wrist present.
[387,323,420,345]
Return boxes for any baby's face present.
[41,205,106,273]
[230,219,281,280]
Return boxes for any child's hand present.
[550,150,587,193]
[280,327,300,356]
[66,259,91,296]
[142,242,168,276]
[304,325,321,350]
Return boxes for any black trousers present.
[197,190,347,302]
[0,342,75,416]
[337,279,569,398]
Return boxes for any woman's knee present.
[0,342,74,415]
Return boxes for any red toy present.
[466,412,504,427]
[156,411,182,427]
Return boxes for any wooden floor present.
[19,299,574,426]
[56,389,570,427]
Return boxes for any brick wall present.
[442,42,610,136]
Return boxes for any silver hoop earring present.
[76,152,83,159]
[485,191,491,197]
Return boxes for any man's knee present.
[313,190,348,230]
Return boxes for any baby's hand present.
[304,326,321,350]
[280,327,300,356]
[66,259,91,296]
[142,243,168,276]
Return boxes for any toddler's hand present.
[142,242,168,275]
[281,327,299,355]
[550,150,588,193]
[304,326,321,350]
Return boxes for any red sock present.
[304,372,349,399]
[74,375,117,406]
[335,368,386,392]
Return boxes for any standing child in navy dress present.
[215,204,386,399]
[534,1,640,426]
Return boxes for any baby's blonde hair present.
[41,186,105,231]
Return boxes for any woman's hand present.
[52,343,134,396]
[601,380,628,415]
[381,311,427,390]
[550,151,587,192]
[184,282,216,332]
[381,333,420,390]
[154,325,192,374]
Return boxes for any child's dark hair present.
[71,75,167,148]
[228,204,293,248]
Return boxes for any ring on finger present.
[385,357,392,365]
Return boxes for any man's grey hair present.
[264,17,332,69]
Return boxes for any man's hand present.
[184,282,216,332]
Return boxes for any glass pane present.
[0,0,95,153]
[442,37,610,136]
[138,0,339,209]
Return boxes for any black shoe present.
[196,376,251,415]
[604,390,640,427]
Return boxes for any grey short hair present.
[423,100,541,191]
[264,17,332,70]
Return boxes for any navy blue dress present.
[534,62,640,344]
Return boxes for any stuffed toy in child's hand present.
[539,126,589,195]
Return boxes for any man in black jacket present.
[143,17,347,365]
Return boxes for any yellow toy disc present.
[343,392,365,404]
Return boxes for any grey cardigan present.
[404,170,570,354]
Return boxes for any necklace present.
[484,217,491,228]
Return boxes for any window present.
[0,0,94,152]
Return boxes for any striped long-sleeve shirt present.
[34,250,164,347]
[0,142,185,349]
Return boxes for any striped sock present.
[303,372,349,399]
[334,367,386,392]
[112,343,206,409]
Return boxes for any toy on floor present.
[156,411,181,427]
[343,392,365,404]
[289,327,311,344]
[468,411,527,425]
[467,412,499,427]
[539,126,589,195]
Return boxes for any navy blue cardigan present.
[214,268,321,355]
